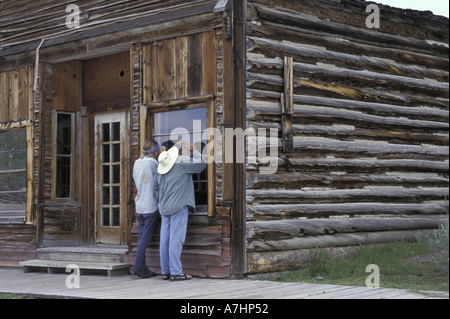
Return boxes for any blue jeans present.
[160,206,189,276]
[135,212,160,270]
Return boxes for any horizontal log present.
[247,172,449,189]
[247,72,448,110]
[245,157,449,174]
[246,229,435,273]
[246,216,446,240]
[247,22,449,80]
[247,201,448,220]
[246,187,449,204]
[247,246,356,274]
[284,157,449,173]
[249,121,449,146]
[247,229,435,252]
[247,34,448,73]
[247,91,449,125]
[252,3,449,61]
[247,61,449,102]
[247,135,449,158]
[292,138,449,157]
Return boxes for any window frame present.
[144,96,216,217]
[52,111,75,202]
[0,128,27,215]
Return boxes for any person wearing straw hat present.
[131,139,163,278]
[153,140,207,281]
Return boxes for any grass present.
[0,294,34,299]
[257,240,449,294]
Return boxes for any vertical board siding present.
[0,67,34,123]
[143,30,217,104]
[245,0,449,273]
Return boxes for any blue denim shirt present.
[133,157,159,215]
[153,150,207,216]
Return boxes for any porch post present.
[231,0,247,278]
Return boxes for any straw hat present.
[157,146,179,175]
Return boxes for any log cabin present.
[0,0,448,278]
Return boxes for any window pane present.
[112,165,120,183]
[103,144,110,163]
[112,144,120,163]
[153,107,208,150]
[102,208,110,226]
[0,130,27,213]
[112,186,120,205]
[0,172,26,211]
[154,108,207,139]
[0,130,26,171]
[112,122,121,141]
[102,123,110,142]
[102,165,110,184]
[56,156,71,198]
[112,208,120,227]
[153,107,208,211]
[102,186,110,205]
[57,114,72,155]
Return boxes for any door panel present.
[94,112,129,245]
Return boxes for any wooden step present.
[37,246,128,263]
[20,259,130,277]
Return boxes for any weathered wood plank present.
[247,172,449,189]
[246,187,449,204]
[202,30,217,95]
[188,32,203,96]
[247,229,435,252]
[9,69,19,122]
[281,56,294,153]
[175,36,188,99]
[247,201,448,220]
[247,93,449,129]
[163,38,176,100]
[246,217,445,240]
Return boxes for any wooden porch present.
[0,267,443,299]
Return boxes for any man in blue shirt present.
[153,140,207,281]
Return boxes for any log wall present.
[245,0,449,273]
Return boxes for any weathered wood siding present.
[245,0,449,273]
[0,0,220,70]
[0,67,34,123]
[0,224,36,266]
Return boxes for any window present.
[153,107,208,209]
[0,130,27,216]
[54,113,74,199]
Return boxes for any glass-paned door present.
[94,112,129,244]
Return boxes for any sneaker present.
[162,273,171,280]
[144,268,157,278]
[170,274,192,281]
[132,268,150,279]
